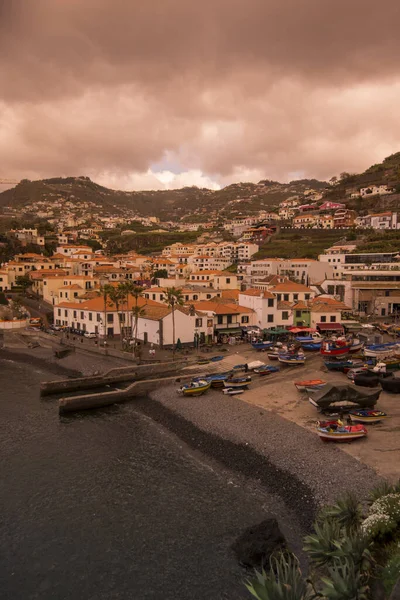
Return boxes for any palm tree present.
[131,304,146,344]
[106,284,126,344]
[98,283,115,339]
[130,285,145,342]
[163,287,184,354]
[118,280,138,338]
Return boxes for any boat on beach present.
[349,409,388,424]
[301,342,322,351]
[222,387,245,395]
[316,421,367,442]
[278,351,305,365]
[179,380,211,396]
[254,365,280,376]
[381,377,400,394]
[251,341,274,351]
[205,373,231,388]
[223,376,251,389]
[309,383,381,411]
[294,379,326,392]
[349,338,364,353]
[320,339,352,357]
[364,342,400,358]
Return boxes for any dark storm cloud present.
[1,0,400,188]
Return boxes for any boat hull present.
[349,411,388,424]
[278,358,305,365]
[318,430,367,442]
[295,379,326,392]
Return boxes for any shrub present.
[362,493,400,538]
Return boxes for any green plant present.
[245,553,313,600]
[368,480,400,504]
[362,493,400,539]
[320,558,370,600]
[381,548,400,597]
[304,520,342,567]
[163,287,184,354]
[319,494,362,533]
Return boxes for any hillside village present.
[0,152,400,347]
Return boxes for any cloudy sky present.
[1,0,400,191]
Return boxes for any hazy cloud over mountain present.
[1,0,400,190]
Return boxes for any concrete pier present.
[41,360,190,396]
[58,374,194,414]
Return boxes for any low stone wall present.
[41,359,190,396]
[0,318,29,330]
[58,373,193,414]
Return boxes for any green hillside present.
[254,229,349,259]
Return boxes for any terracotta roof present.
[277,301,293,309]
[221,289,240,300]
[240,288,275,299]
[292,301,309,310]
[270,282,313,293]
[57,295,162,312]
[59,284,83,290]
[191,300,253,315]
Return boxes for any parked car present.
[84,332,97,339]
[347,366,369,381]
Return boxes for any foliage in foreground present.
[245,484,400,600]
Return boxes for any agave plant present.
[368,481,400,504]
[245,553,314,600]
[320,557,370,600]
[318,494,362,533]
[331,532,374,572]
[303,520,342,568]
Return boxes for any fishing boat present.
[206,373,231,388]
[278,351,305,365]
[179,380,211,396]
[316,421,367,442]
[364,342,400,359]
[254,365,280,376]
[294,332,323,343]
[247,360,267,371]
[324,359,365,372]
[349,409,388,424]
[294,379,326,392]
[309,384,380,411]
[320,339,352,357]
[232,363,247,372]
[381,377,400,394]
[222,387,245,395]
[301,342,322,351]
[223,376,251,389]
[349,338,364,353]
[266,345,282,360]
[210,355,224,362]
[251,341,274,351]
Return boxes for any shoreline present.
[0,348,83,378]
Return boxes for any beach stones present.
[231,518,286,568]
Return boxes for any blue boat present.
[254,365,280,376]
[223,376,251,389]
[252,341,274,351]
[324,360,358,372]
[301,342,322,351]
[206,373,231,388]
[210,355,224,362]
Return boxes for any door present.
[143,332,148,345]
[107,327,114,337]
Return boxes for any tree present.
[106,284,126,345]
[129,285,145,342]
[15,274,32,293]
[98,284,115,339]
[163,287,184,354]
[85,239,103,252]
[151,269,168,283]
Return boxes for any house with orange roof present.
[39,274,101,305]
[56,244,93,257]
[191,300,255,336]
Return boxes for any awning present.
[217,328,243,335]
[288,327,317,334]
[317,323,344,331]
[343,322,362,330]
[264,327,288,335]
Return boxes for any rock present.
[231,518,286,568]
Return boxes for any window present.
[282,311,289,320]
[268,298,274,307]
[385,291,390,297]
[277,294,282,301]
[89,313,92,321]
[227,315,232,324]
[327,285,334,295]
[80,312,84,320]
[226,278,230,284]
[152,294,156,300]
[206,294,211,299]
[59,292,63,298]
[97,313,101,322]
[107,314,113,323]
[217,315,223,325]
[58,309,61,316]
[293,294,298,301]
[73,311,77,319]
[296,310,302,318]
[64,310,67,317]
[241,315,249,323]
[330,316,336,322]
[193,295,198,301]
[305,294,310,300]
[321,316,327,322]
[284,294,289,301]
[195,318,203,327]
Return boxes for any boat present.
[324,359,367,372]
[349,409,388,424]
[317,421,367,442]
[232,363,247,371]
[247,360,267,371]
[210,355,224,362]
[179,380,211,396]
[294,332,323,343]
[320,339,352,357]
[278,351,306,365]
[251,341,274,351]
[381,377,400,394]
[301,342,322,351]
[222,387,244,395]
[267,349,280,360]
[223,376,251,389]
[254,365,280,376]
[372,358,400,373]
[294,379,326,392]
[349,338,364,353]
[206,373,231,388]
[364,342,400,359]
[309,384,381,411]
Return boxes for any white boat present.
[278,351,306,365]
[222,388,245,395]
[247,360,266,371]
[364,342,400,358]
[223,376,251,389]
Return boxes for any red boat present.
[320,339,352,357]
